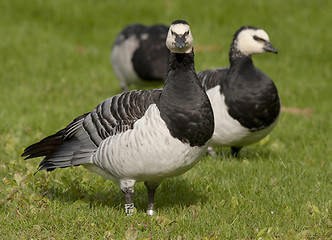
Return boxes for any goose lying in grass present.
[111,23,169,91]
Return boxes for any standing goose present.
[22,20,214,216]
[111,23,169,91]
[198,26,280,157]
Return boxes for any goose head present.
[234,26,278,55]
[166,20,193,54]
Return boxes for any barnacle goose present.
[22,20,214,216]
[198,26,280,157]
[111,23,169,91]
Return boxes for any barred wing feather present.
[21,89,162,171]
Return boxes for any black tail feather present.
[22,113,91,173]
[22,113,89,160]
[21,129,65,160]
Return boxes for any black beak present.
[175,35,186,49]
[264,42,278,54]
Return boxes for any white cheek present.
[238,38,264,55]
[236,29,271,55]
[166,35,175,50]
[184,35,193,53]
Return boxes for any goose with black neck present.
[22,20,214,216]
[198,26,280,157]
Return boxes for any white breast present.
[86,104,206,183]
[111,35,141,86]
[206,85,277,147]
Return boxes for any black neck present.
[224,44,280,130]
[166,50,196,73]
[163,51,199,97]
[229,44,253,67]
[222,47,256,91]
[158,50,214,147]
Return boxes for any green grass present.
[1,0,331,239]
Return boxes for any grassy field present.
[1,0,331,239]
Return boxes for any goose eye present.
[253,35,266,42]
[171,30,179,37]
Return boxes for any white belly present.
[86,104,206,183]
[206,86,277,147]
[111,35,141,86]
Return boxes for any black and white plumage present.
[198,26,280,157]
[22,20,214,216]
[111,23,169,91]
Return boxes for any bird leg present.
[124,190,134,216]
[120,179,136,216]
[231,146,242,157]
[206,146,217,157]
[144,181,161,216]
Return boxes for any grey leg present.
[206,146,217,157]
[231,146,242,157]
[120,179,136,216]
[144,181,161,216]
[124,190,134,216]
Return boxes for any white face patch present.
[236,29,271,55]
[166,23,193,53]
